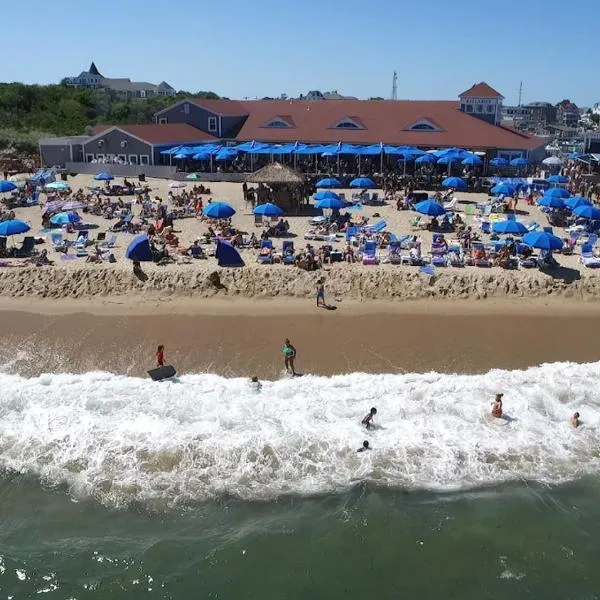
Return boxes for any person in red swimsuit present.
[156,345,165,367]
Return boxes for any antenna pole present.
[391,71,398,100]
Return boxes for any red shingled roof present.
[234,99,540,150]
[90,123,218,144]
[459,82,504,99]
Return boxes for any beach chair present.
[386,241,402,264]
[525,222,539,233]
[362,240,378,265]
[74,230,89,248]
[96,232,106,242]
[254,215,263,227]
[189,245,205,259]
[443,197,457,212]
[282,240,296,265]
[345,226,358,244]
[258,240,274,264]
[480,221,491,234]
[51,232,67,251]
[580,244,600,268]
[363,220,387,234]
[14,236,36,258]
[101,234,117,248]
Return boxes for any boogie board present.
[148,365,176,381]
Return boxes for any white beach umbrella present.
[169,181,186,189]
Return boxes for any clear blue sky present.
[2,0,598,106]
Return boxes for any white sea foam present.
[1,364,600,509]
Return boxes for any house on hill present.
[63,62,176,99]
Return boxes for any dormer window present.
[405,118,443,132]
[262,117,293,128]
[330,117,365,130]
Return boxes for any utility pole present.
[518,81,523,107]
[391,71,398,100]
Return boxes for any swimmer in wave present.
[491,393,503,418]
[357,440,371,453]
[362,407,377,429]
[571,412,580,428]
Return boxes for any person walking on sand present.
[283,338,297,376]
[316,278,326,308]
[491,393,503,418]
[156,345,165,368]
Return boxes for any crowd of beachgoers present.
[0,162,599,298]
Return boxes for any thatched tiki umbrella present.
[246,162,305,214]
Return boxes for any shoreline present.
[1,296,600,379]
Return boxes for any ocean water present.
[1,365,600,598]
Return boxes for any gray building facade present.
[39,136,88,167]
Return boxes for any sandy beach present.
[2,174,599,302]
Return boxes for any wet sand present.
[0,298,599,378]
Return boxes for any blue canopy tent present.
[442,177,467,190]
[414,200,445,217]
[492,220,529,235]
[126,235,152,261]
[253,203,285,217]
[30,169,55,186]
[160,146,183,155]
[216,240,244,267]
[490,157,509,167]
[203,202,236,219]
[215,148,239,161]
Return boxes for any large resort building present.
[40,82,545,173]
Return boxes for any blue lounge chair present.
[363,220,387,234]
[258,240,273,264]
[362,240,378,264]
[282,240,295,264]
[345,226,358,243]
[580,244,600,268]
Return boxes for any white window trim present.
[405,118,443,132]
[207,116,218,133]
[85,153,94,162]
[128,154,138,164]
[139,154,150,166]
[262,117,293,129]
[158,117,168,124]
[330,117,364,130]
[117,154,127,162]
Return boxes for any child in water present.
[249,376,262,392]
[362,407,377,429]
[156,345,165,367]
[283,339,297,375]
[491,393,503,418]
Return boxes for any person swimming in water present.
[283,338,297,375]
[156,345,165,367]
[571,412,581,428]
[361,407,377,429]
[357,440,371,452]
[249,376,262,391]
[491,393,503,418]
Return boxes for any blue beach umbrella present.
[0,219,30,236]
[565,197,592,210]
[543,188,570,200]
[253,202,285,217]
[203,202,236,219]
[316,177,341,188]
[492,220,529,235]
[414,200,445,217]
[125,235,152,261]
[510,157,529,167]
[314,190,341,201]
[462,155,482,166]
[350,177,376,189]
[491,183,517,196]
[315,197,345,210]
[546,174,569,185]
[523,231,563,251]
[415,154,437,165]
[94,172,114,181]
[573,205,600,220]
[442,177,467,190]
[0,180,17,193]
[50,211,82,225]
[537,196,566,209]
[490,157,509,167]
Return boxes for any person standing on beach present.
[283,339,297,376]
[491,394,503,418]
[316,279,326,308]
[156,345,165,368]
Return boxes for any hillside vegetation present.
[0,83,220,152]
